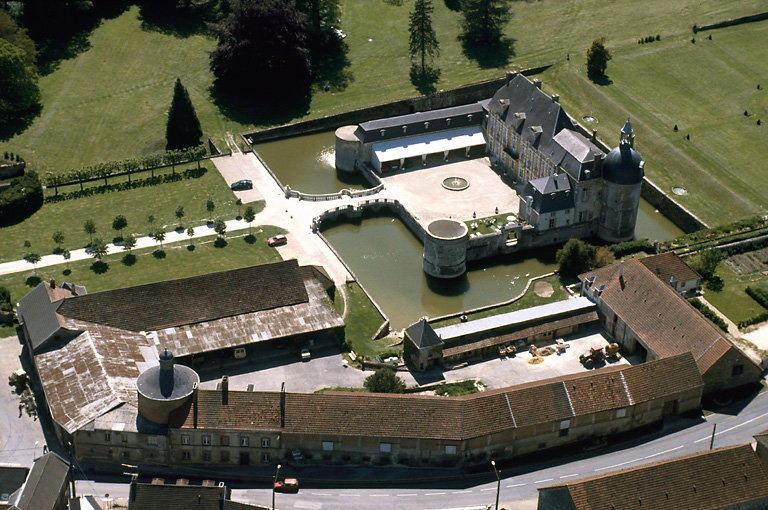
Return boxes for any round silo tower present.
[137,349,199,426]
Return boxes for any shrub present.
[364,368,406,393]
[0,170,43,225]
[609,238,653,257]
[556,238,597,277]
[688,298,729,332]
[0,286,12,312]
[746,286,768,309]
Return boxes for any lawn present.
[703,262,768,326]
[430,274,567,328]
[336,281,390,359]
[0,161,261,263]
[0,229,285,306]
[536,19,768,226]
[2,1,766,172]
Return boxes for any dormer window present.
[402,125,407,133]
[424,121,429,129]
[467,114,472,121]
[446,118,451,126]
[380,129,385,137]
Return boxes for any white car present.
[300,347,311,361]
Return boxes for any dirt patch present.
[528,356,544,365]
[538,346,556,357]
[534,281,555,298]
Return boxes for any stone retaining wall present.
[640,178,708,233]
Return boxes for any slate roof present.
[183,354,701,440]
[9,452,69,510]
[16,284,72,352]
[405,318,443,349]
[130,481,236,510]
[639,252,702,286]
[579,259,750,373]
[57,260,308,332]
[0,466,28,500]
[523,173,575,213]
[539,444,768,510]
[356,103,484,143]
[547,129,604,181]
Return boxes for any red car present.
[274,478,299,493]
[268,234,287,247]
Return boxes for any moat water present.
[256,132,684,330]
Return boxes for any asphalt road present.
[73,389,768,510]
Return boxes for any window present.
[202,451,211,462]
[240,437,249,447]
[559,429,569,437]
[221,451,230,462]
[732,365,744,377]
[322,441,334,452]
[616,408,627,418]
[445,445,457,455]
[221,436,230,447]
[104,433,111,442]
[262,453,271,464]
[202,435,211,446]
[181,435,190,445]
[261,438,270,448]
[182,451,191,460]
[548,218,556,229]
[147,436,158,447]
[121,434,127,443]
[559,419,571,430]
[380,443,391,453]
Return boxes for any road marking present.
[534,478,554,484]
[311,493,333,496]
[452,490,473,494]
[480,487,496,491]
[339,494,360,497]
[559,474,580,479]
[595,458,644,471]
[425,492,446,496]
[506,483,526,488]
[694,412,768,443]
[397,493,417,497]
[370,494,388,497]
[645,445,684,459]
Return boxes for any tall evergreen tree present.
[409,0,439,74]
[166,78,203,151]
[459,0,511,45]
[586,36,611,79]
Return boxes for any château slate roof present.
[523,174,575,213]
[356,103,484,143]
[56,260,309,331]
[405,318,443,349]
[538,444,768,510]
[183,354,702,440]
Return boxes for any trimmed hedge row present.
[746,286,768,309]
[0,170,43,225]
[688,298,729,332]
[609,238,653,257]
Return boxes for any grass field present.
[0,230,285,306]
[705,262,768,325]
[537,19,768,225]
[335,281,389,359]
[0,161,260,263]
[2,1,765,172]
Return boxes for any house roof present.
[538,444,768,510]
[405,318,443,349]
[547,129,604,182]
[9,452,69,510]
[57,260,309,332]
[129,481,232,510]
[16,284,71,351]
[523,174,575,213]
[579,259,750,373]
[639,252,702,286]
[356,103,484,143]
[0,466,28,501]
[183,354,701,440]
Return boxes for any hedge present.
[609,238,653,257]
[0,170,43,225]
[746,286,768,309]
[688,298,729,332]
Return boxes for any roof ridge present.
[619,371,633,405]
[562,381,575,417]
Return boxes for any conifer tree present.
[165,78,203,151]
[409,0,439,74]
[460,0,510,45]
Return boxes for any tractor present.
[579,345,605,368]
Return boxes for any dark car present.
[230,179,253,191]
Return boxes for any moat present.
[257,132,683,329]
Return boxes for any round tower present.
[334,125,362,173]
[598,119,644,243]
[137,349,199,426]
[423,219,469,279]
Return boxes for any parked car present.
[230,179,253,191]
[267,234,287,247]
[274,478,299,493]
[300,347,311,361]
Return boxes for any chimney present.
[129,474,138,501]
[158,349,174,398]
[49,278,56,289]
[591,129,597,142]
[594,152,604,174]
[192,382,198,429]
[533,79,542,89]
[618,261,625,285]
[221,375,228,405]
[551,94,559,103]
[505,70,517,84]
[280,382,286,428]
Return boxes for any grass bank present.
[335,281,390,359]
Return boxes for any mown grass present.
[430,274,567,328]
[704,262,768,326]
[537,19,768,225]
[433,380,484,397]
[0,230,285,306]
[0,161,261,263]
[337,281,390,359]
[3,1,766,171]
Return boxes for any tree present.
[165,78,203,151]
[364,368,406,394]
[83,219,96,242]
[0,10,37,66]
[122,233,136,253]
[206,199,215,221]
[175,205,185,228]
[0,286,12,313]
[52,230,65,251]
[151,230,166,250]
[688,248,723,280]
[586,36,611,79]
[89,238,108,261]
[61,249,71,271]
[23,252,41,274]
[112,214,127,239]
[459,0,511,45]
[243,205,256,234]
[186,226,195,246]
[235,198,242,218]
[147,214,155,227]
[556,238,597,277]
[0,40,40,125]
[213,218,227,238]
[409,0,439,75]
[23,239,31,250]
[209,0,311,102]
